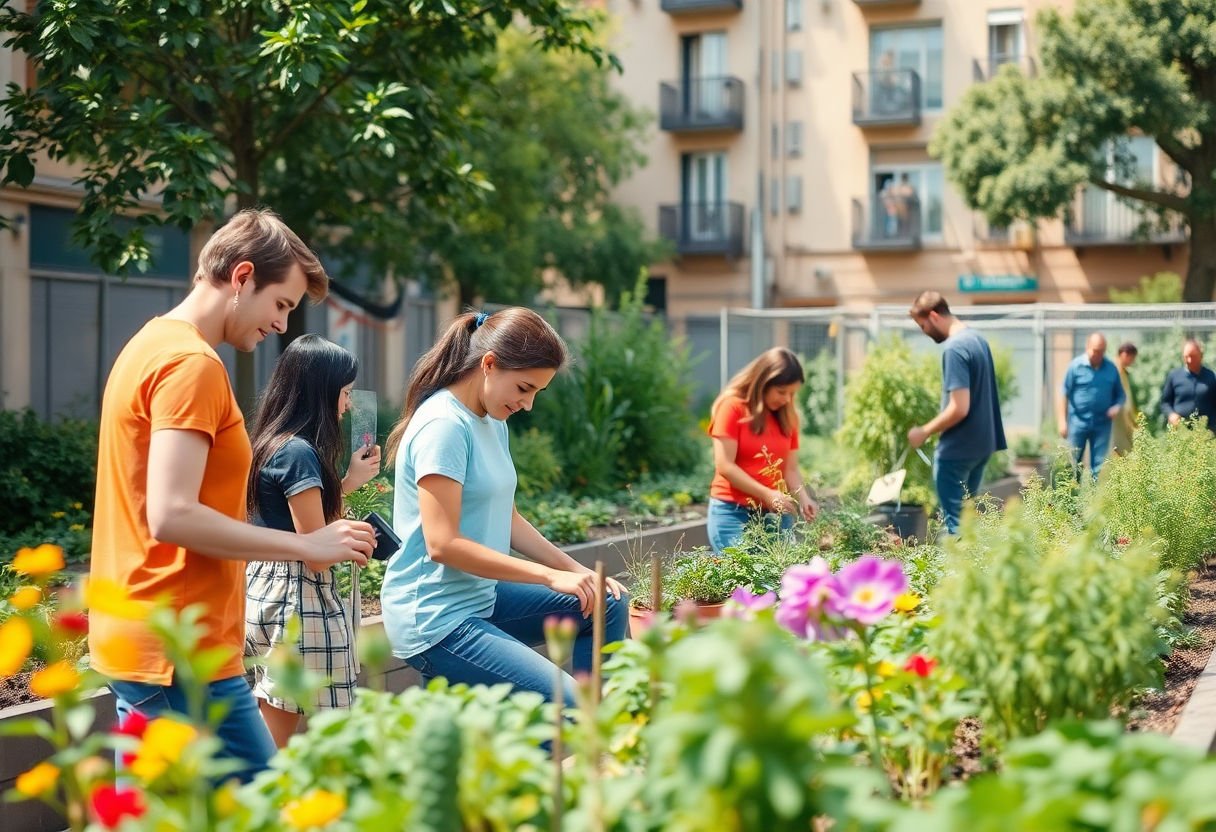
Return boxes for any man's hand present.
[907,425,928,449]
[1106,405,1121,420]
[1168,412,1182,426]
[1059,423,1069,439]
[301,519,374,568]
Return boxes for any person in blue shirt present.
[1161,338,1216,434]
[1058,332,1125,478]
[381,308,628,706]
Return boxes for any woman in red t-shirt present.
[707,348,818,553]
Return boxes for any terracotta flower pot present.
[629,601,726,637]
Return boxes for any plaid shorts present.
[245,560,357,712]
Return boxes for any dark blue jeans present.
[1068,422,1112,479]
[707,498,794,554]
[405,581,629,706]
[933,454,989,535]
[109,674,276,783]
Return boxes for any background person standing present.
[907,292,1006,536]
[1111,342,1139,455]
[1058,333,1125,478]
[1161,338,1216,434]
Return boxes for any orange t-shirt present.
[89,318,251,685]
[708,395,800,507]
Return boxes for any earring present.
[233,293,240,309]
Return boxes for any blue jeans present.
[1068,422,1112,479]
[707,498,794,554]
[109,674,276,783]
[933,454,989,535]
[404,581,629,706]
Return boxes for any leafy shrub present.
[516,494,617,543]
[509,428,562,497]
[797,349,839,437]
[1095,419,1216,575]
[0,409,97,537]
[931,502,1164,743]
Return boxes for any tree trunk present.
[1185,216,1216,302]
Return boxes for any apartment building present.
[606,0,1188,321]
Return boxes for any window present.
[987,10,1024,69]
[681,32,728,115]
[681,151,728,241]
[1078,136,1158,237]
[770,177,780,216]
[786,120,803,157]
[786,50,803,87]
[870,25,943,110]
[871,164,944,238]
[786,0,803,31]
[786,176,803,214]
[771,123,779,160]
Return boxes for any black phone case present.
[364,511,402,562]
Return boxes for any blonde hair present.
[711,347,804,436]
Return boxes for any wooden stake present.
[553,663,563,832]
[591,561,606,707]
[649,551,662,715]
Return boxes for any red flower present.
[113,710,150,739]
[1116,536,1130,546]
[54,611,89,636]
[904,654,938,678]
[90,784,146,828]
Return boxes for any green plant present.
[931,503,1165,744]
[798,349,839,438]
[1010,432,1047,459]
[343,476,393,522]
[509,428,562,497]
[0,500,93,565]
[407,704,463,832]
[1109,271,1183,304]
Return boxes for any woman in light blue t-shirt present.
[381,307,628,704]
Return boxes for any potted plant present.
[626,548,767,634]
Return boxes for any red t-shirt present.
[708,395,800,507]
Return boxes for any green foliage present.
[516,494,615,543]
[838,337,940,507]
[523,277,704,493]
[1095,419,1216,575]
[0,1,614,299]
[931,1,1216,300]
[1109,271,1184,304]
[407,704,463,832]
[797,349,839,438]
[1122,329,1216,435]
[342,476,393,522]
[510,428,562,497]
[931,503,1164,743]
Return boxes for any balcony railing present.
[852,195,922,251]
[661,0,742,14]
[659,77,745,133]
[972,55,1038,82]
[852,69,921,127]
[1065,188,1187,247]
[659,202,745,258]
[853,0,920,7]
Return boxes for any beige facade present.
[605,0,1188,319]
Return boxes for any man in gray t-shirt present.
[907,291,1007,535]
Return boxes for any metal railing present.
[659,202,746,258]
[851,195,922,251]
[659,77,745,133]
[1065,187,1187,246]
[852,69,922,126]
[853,0,920,6]
[972,55,1038,82]
[660,0,742,13]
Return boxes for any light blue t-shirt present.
[382,389,517,659]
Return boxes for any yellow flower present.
[12,544,65,578]
[282,790,347,829]
[213,782,240,818]
[30,660,80,699]
[894,593,921,613]
[69,524,85,532]
[130,718,199,782]
[84,579,150,621]
[9,586,42,611]
[15,762,59,798]
[876,660,897,679]
[73,502,83,510]
[855,689,884,713]
[51,511,65,519]
[0,617,34,675]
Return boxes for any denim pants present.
[933,454,989,535]
[707,497,794,554]
[404,581,629,706]
[109,674,276,783]
[1068,422,1112,479]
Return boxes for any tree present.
[424,27,667,308]
[931,0,1216,302]
[0,0,612,399]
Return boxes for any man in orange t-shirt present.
[90,209,374,780]
[707,347,818,553]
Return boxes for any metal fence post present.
[719,306,730,391]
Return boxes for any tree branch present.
[1153,132,1201,177]
[256,63,360,161]
[1087,177,1189,214]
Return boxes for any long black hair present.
[247,335,358,523]
[385,307,567,464]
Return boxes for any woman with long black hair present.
[244,334,381,746]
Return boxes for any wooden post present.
[553,663,564,832]
[591,561,606,707]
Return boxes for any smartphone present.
[364,511,402,562]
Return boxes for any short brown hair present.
[195,208,328,302]
[1118,342,1138,356]
[909,291,951,318]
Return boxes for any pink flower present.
[775,557,840,640]
[673,599,700,624]
[724,587,776,620]
[829,556,908,626]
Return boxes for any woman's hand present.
[344,444,382,493]
[798,492,818,522]
[547,569,598,618]
[768,489,795,515]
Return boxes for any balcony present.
[853,0,920,6]
[852,69,921,127]
[972,55,1038,82]
[659,77,745,133]
[852,195,922,252]
[1065,189,1187,249]
[659,202,746,258]
[661,0,742,14]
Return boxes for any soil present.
[579,504,708,543]
[0,668,38,710]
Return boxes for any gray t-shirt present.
[936,328,1007,461]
